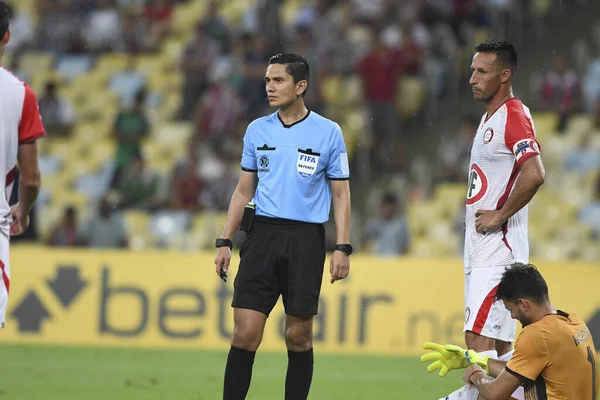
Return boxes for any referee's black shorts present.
[231,216,326,317]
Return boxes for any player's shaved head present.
[475,39,518,73]
[496,263,549,304]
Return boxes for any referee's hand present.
[330,250,350,284]
[215,247,232,280]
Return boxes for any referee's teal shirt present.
[240,110,350,224]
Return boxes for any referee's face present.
[264,64,304,108]
[469,52,502,103]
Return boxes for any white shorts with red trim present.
[463,265,516,343]
[0,235,10,328]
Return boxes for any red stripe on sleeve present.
[18,85,46,144]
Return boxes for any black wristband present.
[334,244,353,256]
[216,238,233,250]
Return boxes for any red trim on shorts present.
[472,285,498,335]
[5,167,16,187]
[0,261,9,294]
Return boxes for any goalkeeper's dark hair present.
[0,1,10,40]
[496,263,549,304]
[268,53,309,97]
[475,39,518,73]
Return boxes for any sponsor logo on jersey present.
[466,163,488,205]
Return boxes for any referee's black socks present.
[223,346,256,400]
[285,348,314,400]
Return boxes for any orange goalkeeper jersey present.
[506,310,598,400]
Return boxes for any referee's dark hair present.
[475,39,518,73]
[269,53,309,97]
[496,263,549,305]
[0,1,10,39]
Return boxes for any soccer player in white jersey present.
[439,39,546,400]
[0,1,45,328]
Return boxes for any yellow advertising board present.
[1,247,599,356]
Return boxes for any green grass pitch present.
[0,344,462,399]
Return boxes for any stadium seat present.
[171,2,205,39]
[281,0,302,26]
[407,202,441,238]
[344,75,363,104]
[220,0,245,23]
[149,211,192,248]
[192,212,228,248]
[161,39,185,67]
[19,52,54,77]
[56,55,93,82]
[410,236,456,257]
[136,54,167,78]
[73,172,111,201]
[531,112,559,141]
[322,75,344,105]
[30,70,63,93]
[79,91,119,121]
[89,139,116,169]
[433,183,465,219]
[124,211,153,251]
[397,77,425,118]
[95,54,129,76]
[124,210,149,236]
[37,204,65,242]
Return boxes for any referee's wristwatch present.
[334,244,353,256]
[215,238,233,250]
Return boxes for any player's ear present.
[2,29,10,46]
[296,79,308,96]
[500,68,511,84]
[517,298,529,311]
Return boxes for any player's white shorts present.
[464,265,516,343]
[0,235,10,328]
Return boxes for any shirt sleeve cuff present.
[241,166,258,173]
[505,366,534,384]
[19,132,45,144]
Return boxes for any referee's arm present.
[331,180,351,244]
[221,171,257,241]
[329,179,351,283]
[215,170,256,276]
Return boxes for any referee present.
[214,53,352,400]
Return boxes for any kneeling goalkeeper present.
[421,263,598,400]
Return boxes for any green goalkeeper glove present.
[420,342,490,377]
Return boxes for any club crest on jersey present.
[258,155,270,172]
[297,153,319,179]
[483,128,494,144]
[466,163,488,205]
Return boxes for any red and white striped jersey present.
[0,67,45,236]
[464,98,541,271]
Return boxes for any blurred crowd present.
[2,0,598,258]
